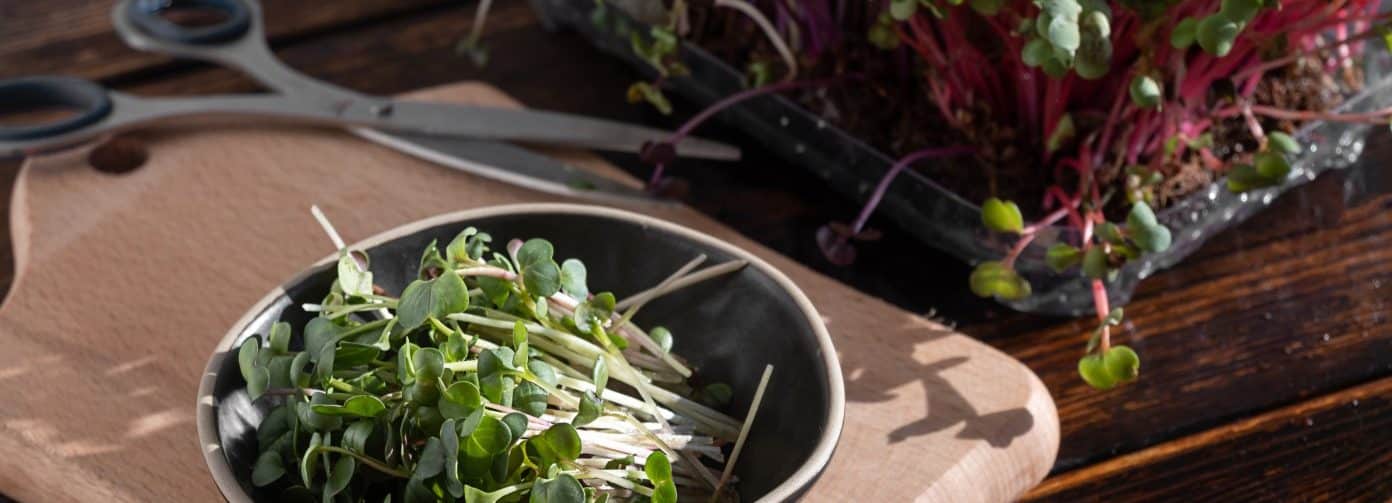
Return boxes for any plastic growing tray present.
[531,0,1392,316]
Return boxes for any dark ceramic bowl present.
[197,203,845,502]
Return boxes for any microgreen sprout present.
[581,0,1392,389]
[238,210,763,501]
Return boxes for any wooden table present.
[2,1,1389,501]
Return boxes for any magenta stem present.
[849,145,976,234]
[668,78,842,145]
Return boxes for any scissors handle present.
[124,0,252,45]
[0,77,113,141]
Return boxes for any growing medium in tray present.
[590,0,1386,388]
[236,213,767,502]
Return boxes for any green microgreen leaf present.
[441,420,464,498]
[651,482,677,503]
[701,383,734,408]
[311,395,387,418]
[1082,246,1111,280]
[1127,202,1172,253]
[1196,14,1239,56]
[532,423,582,466]
[416,436,447,479]
[969,261,1032,301]
[1220,0,1262,23]
[396,271,470,331]
[440,381,483,419]
[530,473,586,503]
[559,259,589,299]
[324,456,355,498]
[528,360,558,387]
[252,450,286,487]
[513,381,549,417]
[338,250,374,298]
[413,347,446,381]
[1267,132,1301,155]
[501,412,529,441]
[1046,113,1076,152]
[573,392,603,427]
[1105,307,1125,326]
[238,337,261,382]
[1129,75,1162,108]
[889,0,917,20]
[1254,151,1291,181]
[342,420,375,453]
[466,415,513,457]
[1170,17,1198,48]
[1046,243,1083,272]
[268,322,291,355]
[591,356,609,396]
[1104,345,1141,382]
[981,198,1024,233]
[647,326,673,353]
[300,432,322,487]
[1078,354,1117,389]
[246,368,269,401]
[644,450,673,485]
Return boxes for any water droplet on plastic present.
[1321,333,1331,342]
[779,116,790,127]
[1352,399,1360,407]
[794,144,806,154]
[1305,418,1314,426]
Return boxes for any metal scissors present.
[0,0,741,204]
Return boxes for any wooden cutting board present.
[0,83,1057,502]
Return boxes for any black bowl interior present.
[210,210,834,500]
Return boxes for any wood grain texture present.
[0,0,450,81]
[1022,377,1392,502]
[0,83,1057,502]
[6,0,1392,497]
[981,171,1392,471]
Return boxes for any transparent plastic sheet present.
[533,0,1392,316]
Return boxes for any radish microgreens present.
[240,211,766,502]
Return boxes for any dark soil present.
[680,2,1351,220]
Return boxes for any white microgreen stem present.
[714,364,773,500]
[550,293,695,378]
[1241,104,1266,141]
[713,0,797,82]
[456,266,516,280]
[466,0,493,46]
[573,466,655,496]
[613,260,749,311]
[616,254,707,325]
[310,205,347,251]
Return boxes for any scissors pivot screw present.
[370,103,394,118]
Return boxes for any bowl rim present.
[196,202,846,502]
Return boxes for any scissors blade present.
[374,101,741,162]
[352,128,669,206]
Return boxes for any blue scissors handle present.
[124,0,252,45]
[0,77,113,141]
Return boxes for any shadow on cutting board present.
[841,323,1035,449]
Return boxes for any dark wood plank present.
[979,174,1392,471]
[58,0,1392,475]
[0,0,451,81]
[1023,377,1392,502]
[7,0,1392,494]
